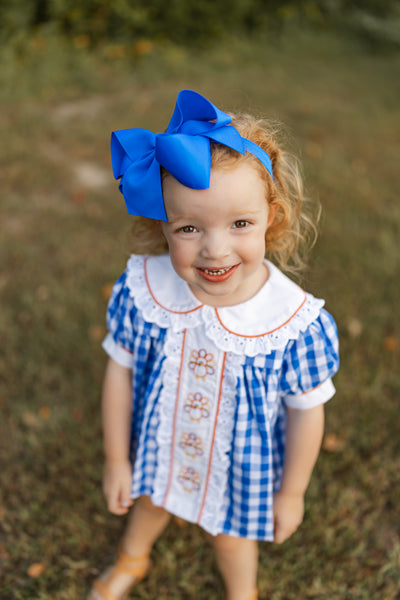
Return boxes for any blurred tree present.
[0,0,399,47]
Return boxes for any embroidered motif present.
[179,432,204,458]
[184,392,211,423]
[178,466,201,493]
[158,328,230,528]
[189,349,216,380]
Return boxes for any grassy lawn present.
[0,31,399,599]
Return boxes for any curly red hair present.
[129,113,319,275]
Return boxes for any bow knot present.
[111,90,272,221]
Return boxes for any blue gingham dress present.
[102,254,339,541]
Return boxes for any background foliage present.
[1,0,400,48]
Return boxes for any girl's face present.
[161,163,274,307]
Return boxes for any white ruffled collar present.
[125,254,324,356]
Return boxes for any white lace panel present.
[152,325,237,533]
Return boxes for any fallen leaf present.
[383,336,398,352]
[39,406,51,420]
[27,562,46,578]
[89,324,105,341]
[322,433,345,452]
[100,283,114,301]
[134,39,153,56]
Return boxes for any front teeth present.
[203,267,231,275]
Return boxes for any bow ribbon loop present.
[166,90,232,133]
[155,133,211,190]
[111,89,272,220]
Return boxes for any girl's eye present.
[233,220,249,229]
[180,225,197,233]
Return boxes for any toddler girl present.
[88,90,339,600]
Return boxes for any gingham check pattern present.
[104,270,339,540]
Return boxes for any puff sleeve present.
[102,270,138,369]
[280,308,339,409]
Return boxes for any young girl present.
[88,90,339,600]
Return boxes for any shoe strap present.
[92,552,150,600]
[115,551,150,577]
[93,579,119,600]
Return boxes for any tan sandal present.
[90,550,150,600]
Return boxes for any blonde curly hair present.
[129,113,319,275]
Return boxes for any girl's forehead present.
[163,163,268,220]
[163,162,264,196]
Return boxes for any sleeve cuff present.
[284,378,336,409]
[102,333,134,369]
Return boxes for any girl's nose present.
[200,231,230,260]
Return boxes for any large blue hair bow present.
[111,90,273,221]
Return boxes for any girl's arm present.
[273,403,325,544]
[101,357,134,515]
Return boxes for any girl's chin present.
[188,280,246,307]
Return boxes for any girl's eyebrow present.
[234,211,263,216]
[166,208,267,226]
[165,216,195,225]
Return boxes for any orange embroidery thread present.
[189,348,216,380]
[144,257,203,315]
[178,466,201,493]
[214,294,307,338]
[179,432,204,458]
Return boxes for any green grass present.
[1,31,399,599]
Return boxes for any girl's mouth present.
[196,265,239,282]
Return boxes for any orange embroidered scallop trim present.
[214,294,308,338]
[144,257,203,315]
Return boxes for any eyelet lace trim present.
[125,255,203,331]
[202,296,325,357]
[151,329,184,507]
[198,353,240,534]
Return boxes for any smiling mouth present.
[196,265,239,282]
[203,267,232,275]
